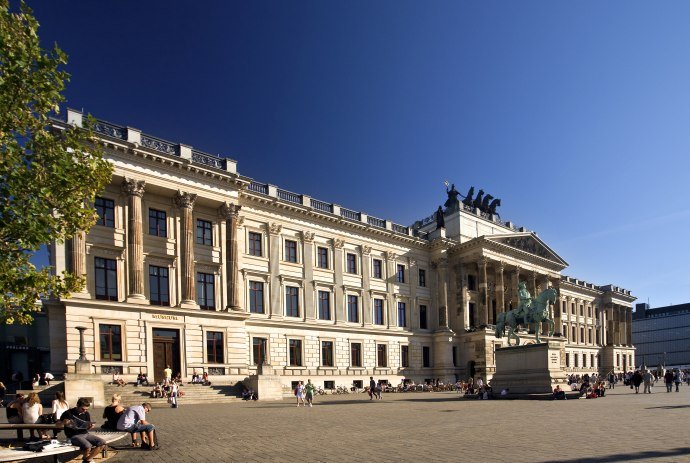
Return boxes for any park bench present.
[0,425,127,463]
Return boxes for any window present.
[571,326,576,342]
[580,327,585,342]
[418,269,426,287]
[197,272,215,310]
[95,197,115,228]
[351,343,362,367]
[324,380,335,390]
[374,299,384,325]
[582,354,587,368]
[253,337,267,365]
[588,328,592,344]
[99,324,122,360]
[579,305,584,316]
[453,346,458,367]
[322,341,334,367]
[317,247,329,269]
[347,295,359,323]
[377,344,387,367]
[95,257,117,301]
[284,240,298,263]
[249,281,264,314]
[148,209,166,237]
[149,265,169,306]
[373,259,382,279]
[467,275,476,291]
[566,353,570,367]
[422,346,431,368]
[346,253,357,274]
[571,303,575,314]
[318,291,331,320]
[401,345,409,368]
[207,331,224,363]
[574,354,579,368]
[396,264,405,283]
[591,354,595,367]
[248,232,262,257]
[468,303,476,327]
[562,300,566,313]
[419,305,428,329]
[397,302,406,327]
[286,286,299,317]
[289,339,302,366]
[196,219,213,245]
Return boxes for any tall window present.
[467,275,476,291]
[318,291,331,320]
[422,346,431,368]
[322,341,334,367]
[397,302,406,327]
[373,259,382,279]
[346,253,357,274]
[196,219,213,245]
[284,240,298,263]
[197,272,215,310]
[566,353,570,367]
[206,331,223,363]
[95,257,117,301]
[374,299,384,325]
[99,324,121,360]
[317,247,329,269]
[149,265,169,306]
[401,345,409,367]
[348,295,359,323]
[351,343,362,367]
[95,197,115,228]
[418,269,426,287]
[248,232,262,257]
[249,281,264,314]
[468,303,476,327]
[419,305,428,329]
[253,337,267,365]
[396,264,405,283]
[285,286,299,317]
[148,209,167,237]
[377,344,387,367]
[562,300,566,313]
[289,339,302,366]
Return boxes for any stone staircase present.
[103,382,245,407]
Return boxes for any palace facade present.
[44,109,636,389]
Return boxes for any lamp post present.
[75,326,88,361]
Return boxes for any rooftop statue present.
[480,194,494,212]
[495,286,558,346]
[435,206,445,229]
[488,198,501,216]
[472,189,485,210]
[462,186,475,207]
[444,183,461,212]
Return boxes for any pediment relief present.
[487,233,567,266]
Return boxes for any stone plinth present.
[490,340,568,394]
[246,364,283,401]
[64,372,105,407]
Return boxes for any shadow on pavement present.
[542,447,690,463]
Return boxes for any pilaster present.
[175,190,198,309]
[122,178,146,302]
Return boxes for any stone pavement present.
[4,382,689,463]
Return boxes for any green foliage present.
[0,0,113,324]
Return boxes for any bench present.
[0,428,128,463]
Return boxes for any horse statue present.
[495,287,558,346]
[488,198,501,216]
[480,194,494,212]
[462,186,475,206]
[472,189,485,209]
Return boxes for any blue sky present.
[29,0,690,308]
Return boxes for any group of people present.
[102,394,158,449]
[293,379,317,406]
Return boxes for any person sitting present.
[117,402,158,450]
[150,383,163,398]
[191,370,200,384]
[61,398,106,462]
[553,385,567,400]
[136,373,149,387]
[112,373,126,387]
[173,372,182,384]
[202,372,211,386]
[44,372,54,386]
[241,385,257,401]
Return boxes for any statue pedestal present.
[490,341,568,394]
[64,361,105,407]
[246,364,283,401]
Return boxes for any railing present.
[480,211,491,220]
[310,198,333,213]
[248,181,269,195]
[277,189,302,204]
[367,216,386,228]
[192,150,226,170]
[463,204,475,213]
[340,208,361,221]
[392,223,408,235]
[140,134,179,156]
[92,120,125,140]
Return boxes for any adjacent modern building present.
[41,109,636,390]
[632,302,690,369]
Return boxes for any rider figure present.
[516,281,532,322]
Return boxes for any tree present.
[0,0,113,324]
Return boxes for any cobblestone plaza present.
[101,386,690,463]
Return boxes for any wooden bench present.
[0,428,128,463]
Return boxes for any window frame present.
[148,265,169,306]
[99,323,122,361]
[346,253,357,274]
[396,264,405,283]
[373,298,385,325]
[318,290,331,320]
[148,208,167,237]
[285,286,300,317]
[206,331,224,364]
[372,259,383,279]
[248,231,263,257]
[397,301,406,327]
[317,246,329,269]
[196,272,215,310]
[196,219,213,246]
[249,281,265,314]
[418,268,426,287]
[284,239,298,263]
[422,346,431,368]
[95,197,115,228]
[347,294,359,323]
[95,257,118,301]
[376,343,387,368]
[350,342,362,367]
[252,337,268,365]
[419,304,428,329]
[288,339,303,367]
[401,345,409,368]
[321,340,334,367]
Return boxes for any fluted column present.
[511,267,521,309]
[302,231,315,320]
[219,203,242,310]
[361,246,372,325]
[478,257,488,327]
[122,179,146,301]
[496,262,505,314]
[436,258,449,330]
[268,223,282,318]
[175,191,197,308]
[458,263,469,329]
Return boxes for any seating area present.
[103,381,245,406]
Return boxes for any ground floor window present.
[401,345,409,368]
[289,339,303,366]
[351,343,362,367]
[422,346,431,368]
[322,341,334,367]
[206,331,223,364]
[99,324,122,361]
[253,337,267,365]
[377,344,387,367]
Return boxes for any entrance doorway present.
[152,328,181,382]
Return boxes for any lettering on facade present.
[152,314,179,320]
[550,353,559,364]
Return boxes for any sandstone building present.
[42,109,636,389]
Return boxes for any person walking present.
[170,382,179,408]
[163,365,172,384]
[632,370,643,394]
[369,377,376,400]
[664,369,674,392]
[673,369,682,392]
[304,379,316,407]
[642,370,653,394]
[295,381,305,407]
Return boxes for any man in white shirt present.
[117,403,157,450]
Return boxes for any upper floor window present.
[284,240,298,263]
[197,272,215,310]
[249,281,264,314]
[397,302,407,327]
[149,265,169,306]
[418,269,426,287]
[346,253,357,274]
[148,209,167,237]
[99,324,121,361]
[467,275,476,291]
[317,247,329,269]
[374,299,384,325]
[196,219,213,246]
[285,286,300,317]
[396,264,405,283]
[318,291,331,320]
[373,259,383,279]
[248,232,262,257]
[95,257,117,301]
[347,295,359,323]
[419,305,428,329]
[95,197,115,228]
[206,331,224,363]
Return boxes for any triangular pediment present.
[485,233,568,267]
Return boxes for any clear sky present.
[28,0,690,308]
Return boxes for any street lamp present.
[75,326,88,361]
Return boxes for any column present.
[302,231,315,320]
[606,303,614,346]
[71,231,87,291]
[436,258,449,330]
[122,178,146,301]
[334,239,345,323]
[626,308,633,346]
[268,223,282,318]
[175,191,197,308]
[385,251,396,328]
[496,262,505,314]
[361,246,372,325]
[219,203,242,310]
[511,267,521,309]
[530,271,537,301]
[478,257,488,327]
[458,263,469,330]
